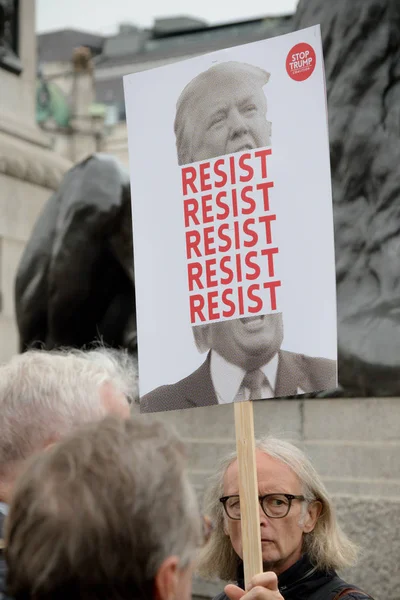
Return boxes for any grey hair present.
[197,437,359,581]
[174,61,270,166]
[0,348,136,473]
[6,416,202,600]
[192,324,212,353]
[66,346,138,404]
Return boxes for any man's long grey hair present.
[197,437,359,582]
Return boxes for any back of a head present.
[0,349,133,481]
[5,416,201,600]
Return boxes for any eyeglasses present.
[219,493,305,520]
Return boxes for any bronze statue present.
[15,153,136,353]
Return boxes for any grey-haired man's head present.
[174,61,271,165]
[0,348,135,503]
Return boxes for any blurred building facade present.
[0,0,70,362]
[36,14,292,166]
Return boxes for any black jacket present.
[212,555,373,600]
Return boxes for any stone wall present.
[0,0,71,362]
[0,172,53,361]
[155,398,400,600]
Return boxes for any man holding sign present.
[198,438,373,600]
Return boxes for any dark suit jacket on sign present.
[140,350,337,413]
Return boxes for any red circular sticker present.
[286,43,316,81]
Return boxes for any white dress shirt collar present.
[210,351,279,404]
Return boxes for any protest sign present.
[123,25,337,412]
[124,23,336,587]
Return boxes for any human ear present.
[303,500,322,533]
[154,556,180,600]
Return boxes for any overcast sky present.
[36,0,299,34]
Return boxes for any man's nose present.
[228,108,248,136]
[259,503,269,526]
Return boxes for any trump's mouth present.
[240,316,264,324]
[240,315,265,331]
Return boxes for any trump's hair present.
[197,437,359,581]
[174,61,270,166]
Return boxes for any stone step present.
[303,440,400,481]
[189,468,400,500]
[303,398,400,441]
[185,438,400,481]
[161,399,302,440]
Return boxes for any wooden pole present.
[234,400,263,588]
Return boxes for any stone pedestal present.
[0,0,71,361]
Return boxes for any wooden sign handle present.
[234,400,263,588]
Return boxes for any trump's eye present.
[242,104,257,114]
[208,111,227,128]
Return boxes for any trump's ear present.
[154,556,180,600]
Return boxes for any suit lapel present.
[183,353,218,407]
[275,351,299,396]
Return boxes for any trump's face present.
[206,313,283,371]
[189,73,271,162]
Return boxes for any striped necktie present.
[242,369,266,400]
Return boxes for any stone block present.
[187,440,236,472]
[303,440,400,481]
[0,315,19,362]
[0,237,25,317]
[337,496,400,600]
[161,400,302,442]
[0,173,50,242]
[323,476,400,498]
[162,403,237,441]
[303,398,400,442]
[253,400,302,440]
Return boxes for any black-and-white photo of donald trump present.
[140,312,337,412]
[140,61,337,413]
[174,61,272,165]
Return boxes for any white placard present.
[124,25,338,412]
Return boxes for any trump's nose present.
[228,108,249,137]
